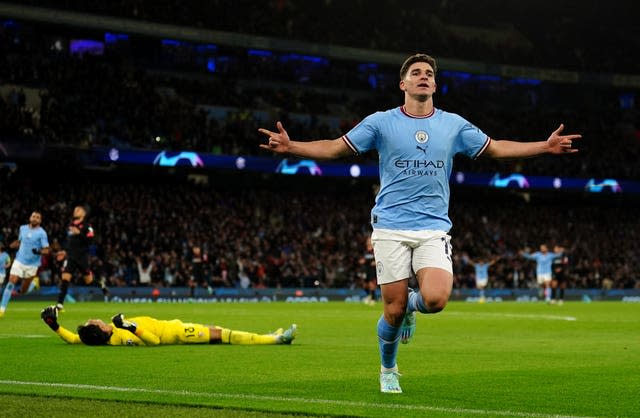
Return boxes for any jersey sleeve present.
[40,230,50,249]
[455,118,490,159]
[343,112,381,154]
[136,329,160,346]
[105,327,158,346]
[55,326,83,344]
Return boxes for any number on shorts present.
[441,237,452,263]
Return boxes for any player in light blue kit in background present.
[0,243,11,286]
[463,253,499,303]
[521,244,564,303]
[259,53,581,393]
[0,211,50,317]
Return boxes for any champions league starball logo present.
[275,159,323,176]
[153,151,204,167]
[415,131,429,144]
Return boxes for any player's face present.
[85,319,113,333]
[400,62,436,100]
[73,206,86,220]
[29,212,42,227]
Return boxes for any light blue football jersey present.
[344,106,489,231]
[0,251,9,275]
[15,224,49,266]
[474,263,490,281]
[523,251,561,276]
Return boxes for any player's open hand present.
[41,305,60,331]
[546,124,581,154]
[258,121,290,154]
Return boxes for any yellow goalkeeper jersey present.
[56,317,211,346]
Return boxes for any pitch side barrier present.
[20,286,640,303]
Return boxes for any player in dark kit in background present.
[55,205,109,310]
[360,236,378,306]
[551,252,570,305]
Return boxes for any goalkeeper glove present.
[41,306,60,331]
[32,248,40,255]
[111,313,137,333]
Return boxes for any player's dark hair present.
[77,324,111,345]
[399,53,437,80]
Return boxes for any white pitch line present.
[447,312,577,321]
[0,334,49,338]
[0,380,593,418]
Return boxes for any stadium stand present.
[0,3,638,292]
[0,165,638,291]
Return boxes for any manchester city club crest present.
[376,261,384,276]
[415,130,429,143]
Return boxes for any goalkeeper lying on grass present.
[40,305,297,346]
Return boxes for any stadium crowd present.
[0,169,638,292]
[17,0,640,74]
[1,19,639,179]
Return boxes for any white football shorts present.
[370,229,453,285]
[9,259,39,279]
[476,278,488,288]
[537,273,552,285]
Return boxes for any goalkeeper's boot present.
[277,324,297,344]
[380,371,402,393]
[269,327,285,337]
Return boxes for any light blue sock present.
[377,315,400,369]
[1,282,15,311]
[26,280,36,294]
[407,289,429,313]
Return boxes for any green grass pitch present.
[0,301,638,417]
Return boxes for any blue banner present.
[92,147,640,194]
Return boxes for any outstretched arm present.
[55,326,83,344]
[41,306,82,344]
[484,124,581,159]
[519,249,535,260]
[258,121,353,160]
